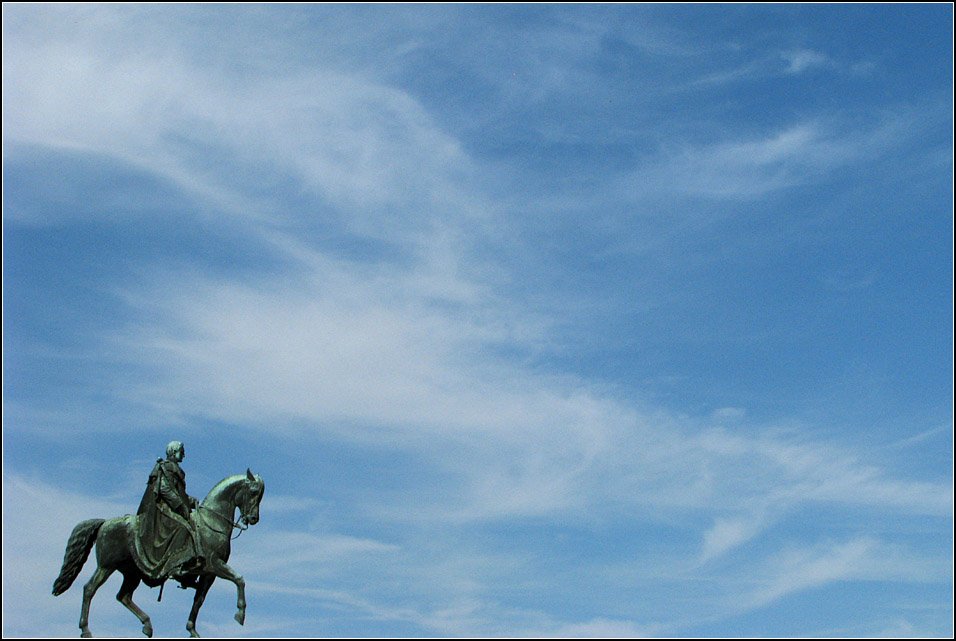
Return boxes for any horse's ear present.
[247,468,255,481]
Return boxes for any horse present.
[52,469,265,638]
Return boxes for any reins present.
[198,505,249,540]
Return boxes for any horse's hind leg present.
[79,566,113,638]
[186,575,215,638]
[116,571,153,638]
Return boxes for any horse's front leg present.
[205,559,247,625]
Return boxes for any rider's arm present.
[158,468,189,517]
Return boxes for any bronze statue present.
[52,442,265,638]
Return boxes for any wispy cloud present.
[744,537,950,610]
[252,580,661,638]
[782,49,832,75]
[625,122,866,200]
[241,530,399,579]
[700,513,767,563]
[107,261,952,524]
[748,537,879,608]
[3,7,480,241]
[523,617,659,638]
[885,424,953,449]
[688,46,836,89]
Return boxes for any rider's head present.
[166,441,185,461]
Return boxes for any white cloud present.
[700,514,766,562]
[753,538,870,607]
[868,617,954,639]
[685,47,836,89]
[527,617,657,638]
[628,123,858,199]
[251,580,660,638]
[3,7,480,239]
[886,424,952,449]
[103,260,952,526]
[783,49,831,74]
[744,537,950,610]
[240,530,399,578]
[617,109,926,205]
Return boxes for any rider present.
[134,441,204,584]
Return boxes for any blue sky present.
[2,4,952,638]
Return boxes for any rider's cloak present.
[132,459,202,580]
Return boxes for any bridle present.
[199,480,260,540]
[200,505,249,539]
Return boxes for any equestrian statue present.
[52,441,265,638]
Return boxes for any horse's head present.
[238,468,265,526]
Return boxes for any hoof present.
[189,630,200,639]
[81,632,92,639]
[142,622,153,638]
[234,610,245,626]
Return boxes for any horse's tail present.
[52,518,105,596]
